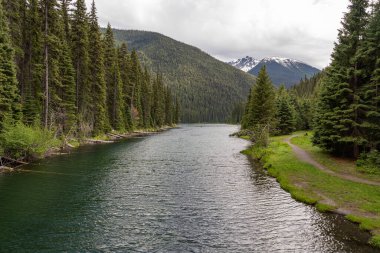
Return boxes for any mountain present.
[228,56,260,72]
[228,56,320,87]
[110,29,256,123]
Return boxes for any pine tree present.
[22,0,44,125]
[164,86,173,126]
[61,0,72,42]
[275,85,295,135]
[151,73,165,127]
[141,67,152,128]
[71,0,90,120]
[0,0,22,128]
[104,24,125,131]
[88,0,109,135]
[1,0,24,93]
[117,43,133,131]
[358,1,380,150]
[174,97,180,124]
[313,0,369,157]
[129,49,143,127]
[242,66,276,131]
[41,0,76,133]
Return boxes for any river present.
[0,124,378,252]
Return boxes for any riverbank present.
[242,132,380,248]
[0,125,176,173]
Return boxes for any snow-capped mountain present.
[228,56,260,72]
[227,56,320,87]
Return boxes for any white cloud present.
[86,0,350,69]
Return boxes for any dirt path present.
[285,136,380,187]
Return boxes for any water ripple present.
[0,124,378,252]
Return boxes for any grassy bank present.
[242,132,380,247]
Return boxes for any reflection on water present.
[0,124,378,252]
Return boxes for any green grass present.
[370,235,380,248]
[316,203,336,212]
[291,132,380,182]
[243,134,380,248]
[346,215,380,231]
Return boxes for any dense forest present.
[110,29,255,123]
[0,0,179,159]
[241,0,380,169]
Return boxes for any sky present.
[85,0,350,69]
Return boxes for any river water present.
[0,124,378,252]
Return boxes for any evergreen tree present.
[164,86,173,126]
[141,67,152,128]
[174,97,180,124]
[71,0,90,120]
[117,43,133,131]
[61,0,72,42]
[41,0,76,133]
[242,66,276,131]
[358,1,380,150]
[275,85,296,135]
[0,0,22,128]
[22,0,44,125]
[151,73,165,127]
[1,0,177,137]
[88,0,109,135]
[129,49,143,127]
[104,24,124,131]
[1,0,24,92]
[313,0,369,157]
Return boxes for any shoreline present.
[0,125,177,173]
[241,133,380,249]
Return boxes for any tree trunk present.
[43,1,49,129]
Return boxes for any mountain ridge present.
[228,56,320,87]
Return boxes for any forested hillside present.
[0,0,178,159]
[110,29,256,122]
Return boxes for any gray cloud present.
[86,0,349,69]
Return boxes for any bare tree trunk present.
[44,1,49,129]
[76,62,80,112]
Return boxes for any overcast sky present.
[85,0,350,69]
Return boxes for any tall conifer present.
[88,0,109,135]
[104,24,125,130]
[0,0,22,128]
[242,66,276,131]
[22,0,43,124]
[71,0,90,120]
[313,0,369,157]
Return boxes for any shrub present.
[356,150,380,174]
[0,122,59,159]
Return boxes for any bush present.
[230,129,254,138]
[0,122,59,159]
[357,150,380,174]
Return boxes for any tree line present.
[0,0,179,141]
[241,0,380,169]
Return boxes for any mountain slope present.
[111,29,255,122]
[248,57,320,87]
